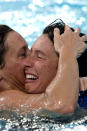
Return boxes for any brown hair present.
[43,19,87,77]
[0,25,13,68]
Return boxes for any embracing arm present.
[45,49,79,113]
[40,27,79,114]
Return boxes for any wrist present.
[60,49,76,61]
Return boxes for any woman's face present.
[0,31,30,91]
[24,34,59,93]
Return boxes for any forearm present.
[45,49,79,114]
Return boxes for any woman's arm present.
[43,26,80,114]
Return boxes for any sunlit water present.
[0,106,87,131]
[0,0,87,47]
[0,0,87,130]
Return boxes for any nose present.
[24,55,34,68]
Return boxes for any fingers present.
[65,26,80,35]
[53,28,60,51]
[65,25,70,30]
[74,28,87,47]
[75,28,80,34]
[64,25,72,32]
[54,28,60,46]
[53,25,87,57]
[54,28,60,38]
[65,26,87,43]
[77,41,87,58]
[77,47,86,58]
[64,25,73,37]
[54,28,62,53]
[82,35,87,41]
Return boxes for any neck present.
[0,77,25,92]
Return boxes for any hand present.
[54,25,87,58]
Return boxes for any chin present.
[24,82,46,94]
[24,85,40,94]
[29,89,45,94]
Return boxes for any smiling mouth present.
[26,74,38,81]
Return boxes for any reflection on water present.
[0,106,87,131]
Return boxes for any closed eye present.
[21,51,27,57]
[36,50,47,59]
[37,54,43,59]
[31,49,47,59]
[37,52,47,60]
[18,46,28,58]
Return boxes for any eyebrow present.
[31,49,46,56]
[21,45,28,50]
[18,45,28,54]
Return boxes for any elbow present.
[52,103,76,114]
[62,105,75,114]
[57,100,77,114]
[44,97,76,114]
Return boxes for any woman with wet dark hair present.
[43,19,87,77]
[43,19,87,109]
[0,25,14,69]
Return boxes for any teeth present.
[26,74,38,80]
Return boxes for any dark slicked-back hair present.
[43,19,87,77]
[0,25,13,69]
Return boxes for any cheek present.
[46,59,58,77]
[15,62,25,76]
[5,61,24,75]
[39,62,52,79]
[36,62,43,70]
[34,61,50,82]
[35,60,45,70]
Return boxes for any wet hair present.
[0,25,14,69]
[43,19,87,77]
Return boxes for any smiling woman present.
[24,34,58,94]
[0,25,30,92]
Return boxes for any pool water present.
[0,0,87,48]
[0,106,87,131]
[0,0,87,130]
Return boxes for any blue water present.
[0,106,87,131]
[0,0,87,130]
[0,0,87,48]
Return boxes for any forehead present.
[6,31,27,49]
[32,34,54,53]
